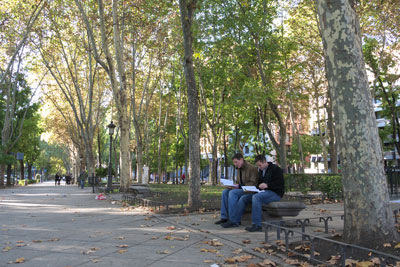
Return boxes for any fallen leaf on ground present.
[345,259,358,266]
[151,236,158,240]
[242,239,251,244]
[47,238,60,242]
[15,257,25,263]
[357,262,375,267]
[285,259,300,265]
[118,249,128,254]
[200,248,218,253]
[327,255,341,264]
[287,251,296,257]
[2,246,12,252]
[225,255,253,263]
[199,229,210,233]
[258,259,276,266]
[156,250,170,254]
[253,247,268,253]
[203,260,214,263]
[371,257,381,265]
[117,245,128,248]
[15,243,26,247]
[204,239,224,246]
[91,258,101,263]
[117,236,125,240]
[167,226,176,230]
[233,248,242,254]
[32,240,42,243]
[395,243,400,249]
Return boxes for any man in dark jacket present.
[242,154,284,232]
[215,153,258,227]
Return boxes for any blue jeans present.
[230,193,253,225]
[251,190,281,227]
[80,179,85,189]
[220,189,246,221]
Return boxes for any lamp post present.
[107,121,116,192]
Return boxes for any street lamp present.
[107,121,116,192]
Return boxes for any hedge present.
[284,173,343,199]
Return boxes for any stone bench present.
[262,201,306,218]
[129,184,151,196]
[243,201,306,221]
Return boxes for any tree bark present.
[179,0,201,208]
[316,0,398,246]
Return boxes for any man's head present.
[255,155,269,170]
[232,153,244,168]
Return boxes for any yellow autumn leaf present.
[2,246,12,252]
[118,249,128,254]
[15,257,25,263]
[355,261,373,267]
[261,259,276,266]
[395,243,400,248]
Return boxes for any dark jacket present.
[235,161,258,186]
[257,163,285,197]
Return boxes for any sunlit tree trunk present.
[179,0,201,208]
[316,0,398,246]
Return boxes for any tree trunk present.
[0,165,5,187]
[7,164,12,185]
[27,164,33,180]
[316,97,329,172]
[179,0,201,208]
[327,90,338,172]
[316,0,398,247]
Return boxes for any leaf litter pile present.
[253,237,400,267]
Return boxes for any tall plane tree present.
[179,0,201,208]
[316,0,398,247]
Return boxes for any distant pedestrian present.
[65,173,72,185]
[78,171,87,189]
[55,173,61,186]
[181,173,185,184]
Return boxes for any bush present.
[284,173,342,199]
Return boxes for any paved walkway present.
[0,182,398,267]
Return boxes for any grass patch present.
[147,183,224,209]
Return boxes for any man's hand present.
[259,183,268,190]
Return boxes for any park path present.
[0,181,351,267]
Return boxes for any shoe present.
[215,218,228,225]
[245,224,262,232]
[221,221,239,228]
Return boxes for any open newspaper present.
[220,179,238,187]
[242,186,264,193]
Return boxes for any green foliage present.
[95,167,108,177]
[0,151,16,165]
[289,135,323,166]
[284,173,343,199]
